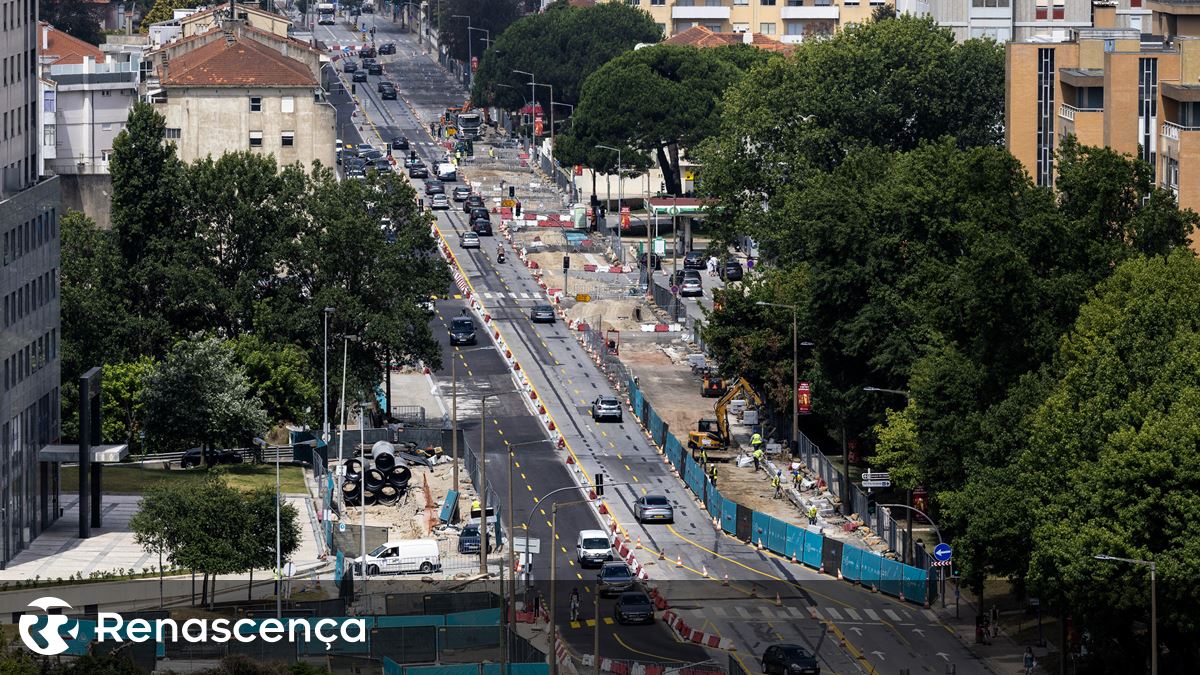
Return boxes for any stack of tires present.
[340,441,412,506]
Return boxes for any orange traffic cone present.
[675,555,683,568]
[722,574,730,587]
[701,565,709,578]
[635,537,642,550]
[775,593,782,607]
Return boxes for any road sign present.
[575,294,592,302]
[862,471,891,481]
[670,285,679,295]
[862,479,891,488]
[338,522,347,533]
[513,537,541,554]
[933,543,953,562]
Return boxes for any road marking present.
[922,609,939,622]
[585,619,595,627]
[825,607,843,621]
[576,573,582,580]
[845,608,861,621]
[611,633,685,663]
[712,606,726,617]
[632,476,639,482]
[603,617,614,625]
[527,485,532,491]
[570,621,581,629]
[864,609,880,621]
[884,609,902,622]
[758,606,774,618]
[624,464,631,472]
[736,606,751,619]
[785,606,804,618]
[521,473,527,480]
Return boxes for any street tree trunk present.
[656,145,681,196]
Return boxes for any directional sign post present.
[933,543,952,563]
[513,537,541,554]
[861,479,891,488]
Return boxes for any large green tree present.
[39,0,102,45]
[470,1,662,112]
[564,44,771,195]
[140,334,269,454]
[230,335,320,427]
[433,0,522,65]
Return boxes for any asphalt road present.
[318,14,992,675]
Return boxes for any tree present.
[470,1,662,112]
[567,44,770,195]
[140,334,269,454]
[433,0,522,65]
[39,0,102,45]
[140,0,203,32]
[229,335,320,427]
[871,3,897,21]
[101,357,157,452]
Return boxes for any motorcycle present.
[497,248,506,264]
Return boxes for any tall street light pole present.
[336,334,358,511]
[755,302,812,464]
[452,14,472,85]
[449,345,495,518]
[596,144,622,264]
[863,386,913,564]
[468,26,489,82]
[477,390,517,575]
[1095,554,1157,675]
[502,439,553,662]
[529,82,554,149]
[513,69,536,150]
[323,307,335,444]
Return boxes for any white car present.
[460,231,480,249]
[576,530,613,567]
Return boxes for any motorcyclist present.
[497,245,506,262]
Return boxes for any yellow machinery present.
[687,377,764,461]
[700,373,726,398]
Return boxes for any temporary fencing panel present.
[902,565,929,604]
[751,510,771,547]
[424,591,499,615]
[767,516,789,555]
[735,503,753,541]
[648,410,664,447]
[666,435,686,469]
[407,666,479,675]
[840,545,862,583]
[438,625,501,657]
[486,665,550,675]
[878,557,905,597]
[377,616,445,628]
[629,383,644,420]
[384,657,403,675]
[705,482,721,519]
[802,529,823,568]
[659,420,671,448]
[859,551,883,590]
[821,537,843,579]
[445,608,501,626]
[785,524,804,561]
[722,496,738,534]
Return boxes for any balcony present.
[1059,103,1102,121]
[780,5,840,19]
[672,2,732,21]
[1161,121,1200,140]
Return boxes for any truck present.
[316,2,335,25]
[456,112,482,140]
[687,377,765,462]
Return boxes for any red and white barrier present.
[660,610,736,650]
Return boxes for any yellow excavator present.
[687,377,764,462]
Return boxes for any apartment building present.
[1,0,64,565]
[931,0,1149,41]
[1006,2,1200,246]
[153,34,334,171]
[624,0,918,43]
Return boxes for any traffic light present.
[509,185,516,199]
[595,473,604,497]
[562,255,570,271]
[867,493,877,516]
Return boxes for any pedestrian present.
[430,122,436,136]
[471,498,481,515]
[990,605,999,638]
[1023,647,1036,674]
[699,448,708,467]
[772,471,782,499]
[807,505,817,525]
[708,255,718,277]
[746,256,755,271]
[489,147,495,160]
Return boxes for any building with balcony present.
[618,0,908,43]
[1006,1,1200,248]
[929,0,1148,42]
[1,0,63,567]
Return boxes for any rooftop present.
[663,25,794,55]
[38,22,104,66]
[162,35,316,87]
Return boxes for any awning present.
[1162,83,1200,102]
[648,197,714,216]
[1059,68,1104,88]
[39,444,129,463]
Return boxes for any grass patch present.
[61,464,308,495]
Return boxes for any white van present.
[353,539,441,576]
[576,529,614,567]
[437,162,457,182]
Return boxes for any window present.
[165,127,181,139]
[761,0,776,5]
[972,0,1010,5]
[1131,0,1141,6]
[249,131,263,148]
[760,22,776,34]
[626,0,639,5]
[42,125,53,147]
[249,96,262,112]
[42,89,53,113]
[733,0,747,4]
[1036,0,1047,19]
[281,95,294,113]
[281,131,295,147]
[1053,2,1064,19]
[785,21,804,35]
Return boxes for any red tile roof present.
[664,25,794,55]
[163,35,316,87]
[38,22,104,66]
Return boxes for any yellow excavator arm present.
[713,377,764,445]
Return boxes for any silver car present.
[431,193,450,210]
[460,231,480,249]
[680,271,703,297]
[597,561,635,596]
[633,494,674,523]
[590,396,622,422]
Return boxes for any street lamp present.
[513,70,536,150]
[254,436,281,619]
[755,302,813,466]
[596,144,623,263]
[449,345,496,516]
[528,82,554,148]
[1095,554,1157,675]
[502,439,553,662]
[468,26,490,79]
[863,385,915,565]
[323,307,335,444]
[476,389,519,575]
[335,334,359,511]
[863,386,910,396]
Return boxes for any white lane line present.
[712,606,727,618]
[845,608,861,621]
[735,606,752,619]
[884,609,902,622]
[786,606,804,618]
[864,609,880,621]
[824,607,842,621]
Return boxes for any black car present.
[464,195,485,213]
[638,252,662,271]
[181,448,243,469]
[360,149,385,162]
[683,250,706,270]
[424,180,445,196]
[449,316,477,345]
[342,60,358,73]
[377,80,394,93]
[380,86,397,101]
[409,165,428,178]
[367,63,383,76]
[721,259,744,281]
[360,46,376,59]
[472,219,493,236]
[761,644,820,675]
[614,591,654,625]
[391,136,409,151]
[530,305,555,323]
[352,70,368,83]
[379,42,396,55]
[457,521,496,554]
[469,207,490,222]
[371,158,392,173]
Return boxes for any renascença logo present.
[19,596,367,653]
[19,597,79,656]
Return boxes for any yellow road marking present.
[603,617,614,625]
[585,619,595,627]
[612,634,684,663]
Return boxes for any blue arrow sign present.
[933,543,952,562]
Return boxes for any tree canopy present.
[432,0,522,65]
[470,0,663,112]
[563,44,772,195]
[39,0,103,45]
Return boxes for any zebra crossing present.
[706,603,940,626]
[478,291,538,301]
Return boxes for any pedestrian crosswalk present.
[479,291,536,300]
[705,603,940,626]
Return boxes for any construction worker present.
[472,498,481,515]
[709,464,718,486]
[699,448,708,467]
[752,446,764,472]
[751,431,763,454]
[772,471,782,499]
[791,468,801,490]
[807,505,818,525]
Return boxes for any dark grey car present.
[633,494,674,523]
[761,644,820,675]
[530,305,556,323]
[598,561,635,596]
[614,591,654,625]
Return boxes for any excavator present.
[687,377,765,462]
